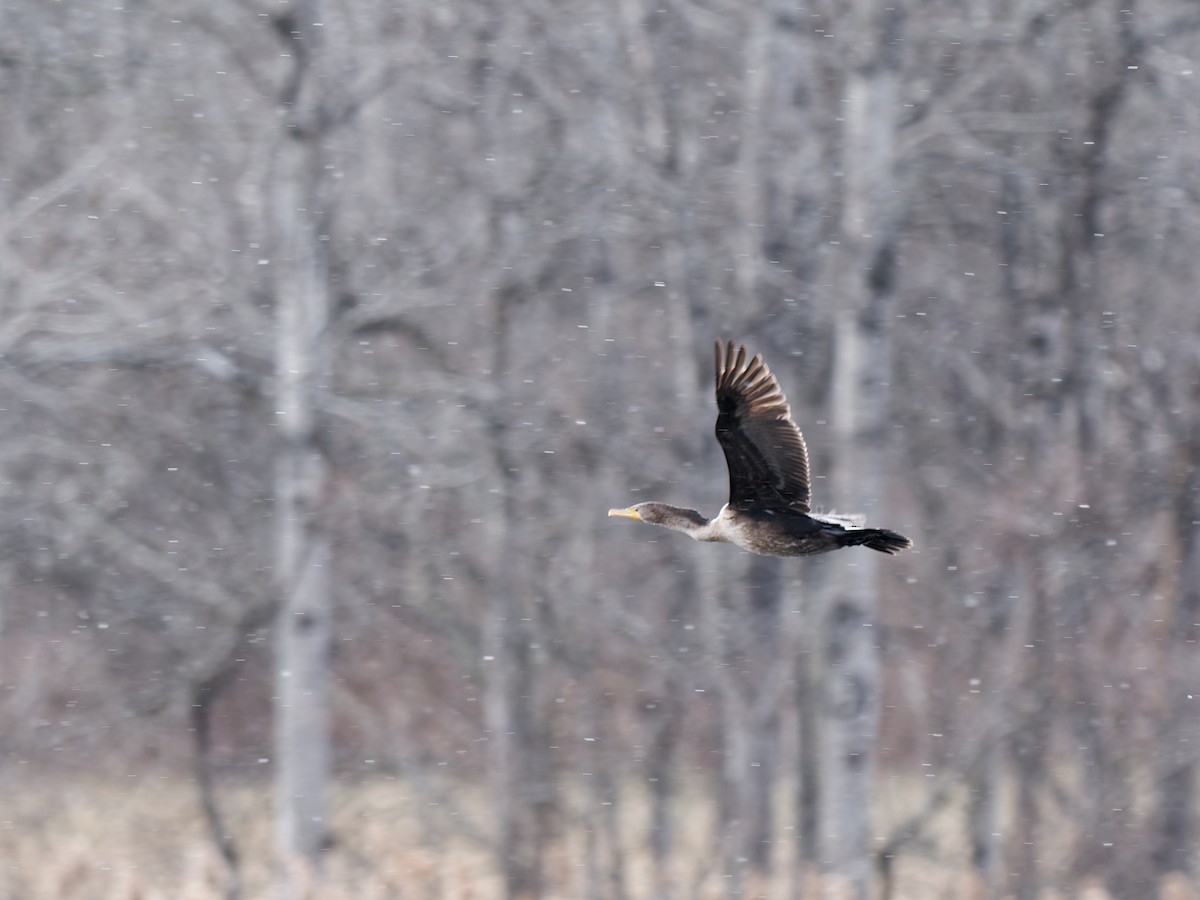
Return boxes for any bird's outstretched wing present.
[713,340,811,513]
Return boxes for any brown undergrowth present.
[2,771,1192,900]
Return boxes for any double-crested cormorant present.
[608,340,912,557]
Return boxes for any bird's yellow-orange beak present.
[608,507,643,521]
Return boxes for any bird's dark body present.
[608,340,912,558]
[719,507,910,557]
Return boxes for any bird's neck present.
[653,505,724,542]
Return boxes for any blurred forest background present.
[3,0,1200,898]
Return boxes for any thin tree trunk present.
[483,297,546,900]
[744,555,784,888]
[795,620,821,895]
[1009,576,1051,900]
[597,705,629,900]
[270,3,333,889]
[1153,450,1200,884]
[191,672,241,900]
[818,5,903,897]
[482,455,540,900]
[967,740,1000,899]
[702,570,747,900]
[646,696,680,900]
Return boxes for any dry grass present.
[1,770,1192,900]
[0,771,500,900]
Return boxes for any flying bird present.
[608,340,912,557]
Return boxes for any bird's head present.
[607,502,706,530]
[607,503,649,523]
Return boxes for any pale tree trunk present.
[819,5,904,898]
[714,555,789,898]
[472,15,558,883]
[270,1,333,891]
[1058,14,1144,893]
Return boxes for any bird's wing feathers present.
[713,340,812,513]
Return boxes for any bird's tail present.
[837,528,913,555]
